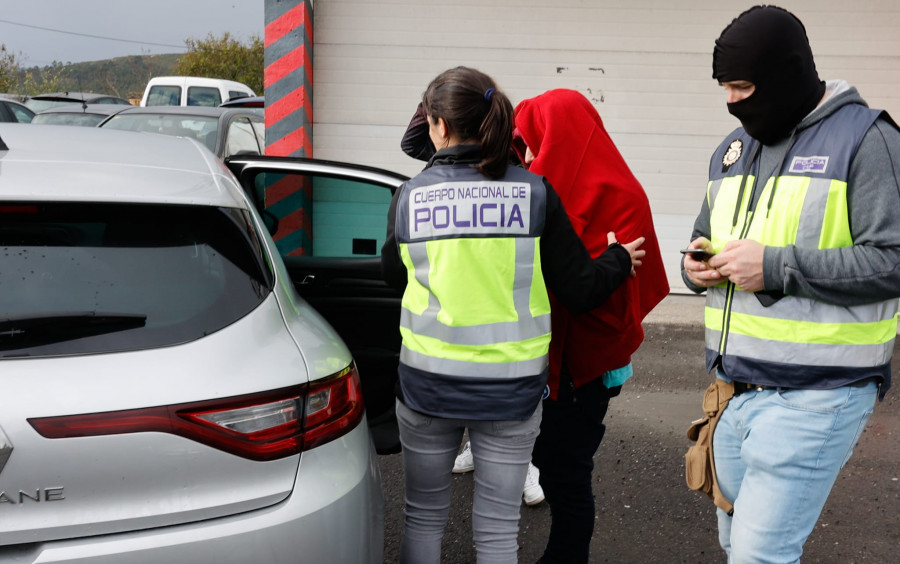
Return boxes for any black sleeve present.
[380,186,408,291]
[539,180,632,314]
[680,196,711,294]
[400,103,436,162]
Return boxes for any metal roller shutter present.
[310,0,900,291]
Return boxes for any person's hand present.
[609,232,645,277]
[708,239,765,292]
[683,237,723,287]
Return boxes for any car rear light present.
[28,364,365,461]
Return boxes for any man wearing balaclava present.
[681,5,900,563]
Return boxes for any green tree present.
[174,33,263,95]
[0,44,23,95]
[20,61,75,96]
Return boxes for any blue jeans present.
[713,375,878,564]
[396,399,542,564]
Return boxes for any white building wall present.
[311,0,900,292]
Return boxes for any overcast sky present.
[0,1,264,67]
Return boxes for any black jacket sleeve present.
[400,103,436,162]
[539,180,632,314]
[381,185,408,291]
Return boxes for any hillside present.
[17,53,181,103]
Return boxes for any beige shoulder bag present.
[685,378,735,514]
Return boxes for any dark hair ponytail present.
[422,66,513,179]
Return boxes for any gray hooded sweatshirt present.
[684,79,900,308]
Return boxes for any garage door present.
[310,0,900,292]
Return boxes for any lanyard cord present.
[728,128,801,230]
[765,128,799,218]
[730,140,762,231]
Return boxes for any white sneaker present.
[453,441,475,473]
[522,462,544,506]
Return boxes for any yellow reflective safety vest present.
[393,162,552,419]
[705,104,896,390]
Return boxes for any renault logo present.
[0,426,12,476]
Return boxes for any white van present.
[140,76,256,107]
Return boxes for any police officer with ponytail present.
[382,66,646,564]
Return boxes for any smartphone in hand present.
[680,248,713,261]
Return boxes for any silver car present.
[31,103,132,127]
[98,106,265,159]
[0,124,386,563]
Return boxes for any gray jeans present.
[396,399,542,564]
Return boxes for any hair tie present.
[484,88,495,102]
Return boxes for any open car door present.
[225,155,407,454]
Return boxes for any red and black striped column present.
[264,0,313,256]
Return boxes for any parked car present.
[220,95,265,108]
[224,155,408,454]
[98,106,264,158]
[141,76,255,107]
[220,95,264,116]
[0,97,35,123]
[31,103,132,127]
[0,123,386,562]
[25,92,132,114]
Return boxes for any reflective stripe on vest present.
[709,175,852,251]
[398,236,551,377]
[704,293,896,367]
[705,105,897,372]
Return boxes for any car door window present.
[247,169,392,258]
[9,103,34,123]
[225,118,261,158]
[187,86,222,107]
[250,118,265,154]
[311,175,393,257]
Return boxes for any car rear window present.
[25,99,75,113]
[146,85,182,106]
[32,113,109,127]
[100,114,217,147]
[0,202,272,358]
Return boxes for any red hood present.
[514,89,669,388]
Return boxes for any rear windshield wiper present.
[0,311,147,351]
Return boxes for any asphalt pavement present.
[377,294,900,563]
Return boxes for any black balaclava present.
[713,5,826,144]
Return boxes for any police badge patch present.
[722,139,742,167]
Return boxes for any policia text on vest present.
[409,181,531,239]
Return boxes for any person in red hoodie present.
[513,89,669,564]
